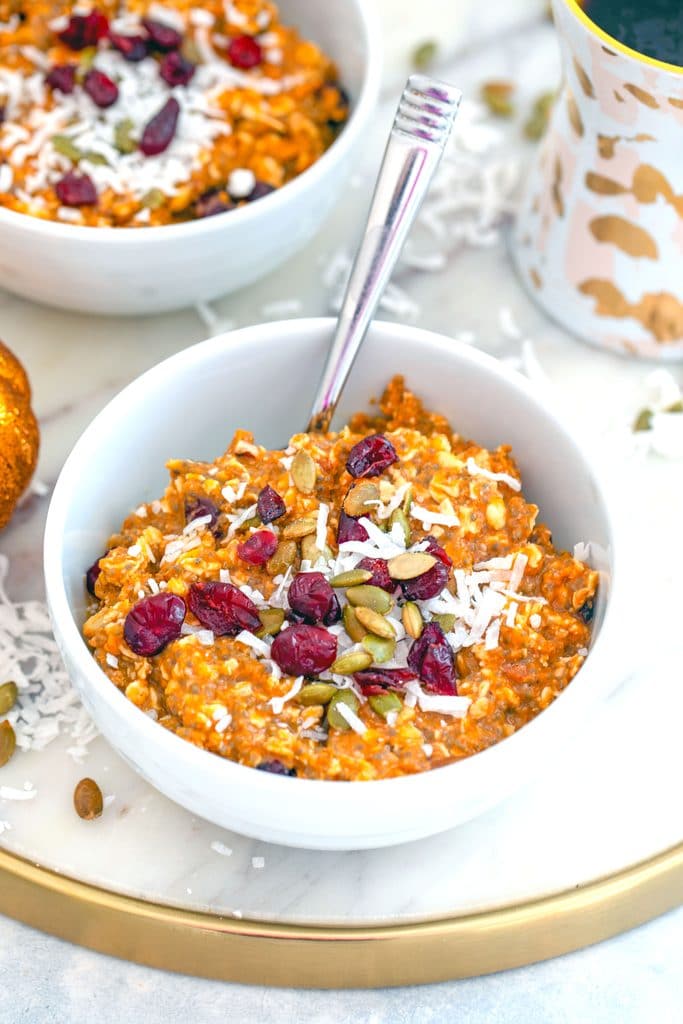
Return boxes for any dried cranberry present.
[142,17,182,51]
[108,32,148,61]
[139,97,180,156]
[256,760,296,776]
[195,190,233,218]
[247,180,275,202]
[354,668,415,696]
[237,530,278,566]
[578,598,594,623]
[124,593,185,657]
[346,435,398,478]
[58,10,109,50]
[323,592,342,626]
[45,63,77,94]
[159,51,195,86]
[337,510,368,545]
[358,557,394,593]
[288,572,336,623]
[184,495,222,537]
[257,484,286,524]
[84,69,119,108]
[55,171,97,206]
[85,551,108,596]
[407,623,457,695]
[424,535,452,567]
[271,624,337,677]
[188,581,260,636]
[227,34,263,69]
[401,559,449,601]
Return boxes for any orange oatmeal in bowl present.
[0,1,348,226]
[83,378,599,781]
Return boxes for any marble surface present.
[1,15,682,1018]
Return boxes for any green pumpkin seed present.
[330,649,373,675]
[301,533,331,564]
[387,551,437,580]
[361,635,395,663]
[354,607,396,640]
[368,692,402,719]
[433,613,456,634]
[346,585,393,614]
[389,508,411,546]
[266,539,298,576]
[256,607,285,638]
[523,90,555,140]
[73,777,103,820]
[52,134,83,162]
[343,605,367,642]
[282,517,317,540]
[0,681,18,716]
[343,481,379,517]
[181,36,202,64]
[403,487,413,514]
[78,47,98,73]
[326,689,360,731]
[402,602,423,639]
[481,80,515,118]
[141,188,165,210]
[412,40,437,71]
[296,682,338,706]
[0,720,15,767]
[291,450,317,494]
[330,568,372,589]
[114,118,137,155]
[242,516,261,530]
[633,408,652,432]
[83,150,109,166]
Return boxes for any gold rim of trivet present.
[1,841,682,987]
[564,0,683,75]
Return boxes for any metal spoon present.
[306,74,462,434]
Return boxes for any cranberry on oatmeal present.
[83,377,598,781]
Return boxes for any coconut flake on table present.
[210,840,233,857]
[0,785,37,801]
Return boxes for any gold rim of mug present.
[564,0,683,75]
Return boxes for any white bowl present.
[0,1,380,316]
[45,319,623,849]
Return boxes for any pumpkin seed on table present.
[387,551,436,581]
[0,720,16,767]
[389,508,411,546]
[297,682,338,706]
[266,539,298,576]
[402,602,423,639]
[346,585,393,614]
[362,634,395,663]
[330,568,372,589]
[330,649,373,675]
[343,481,379,518]
[326,689,360,731]
[354,607,396,640]
[343,604,367,642]
[0,680,18,716]
[291,450,317,494]
[282,517,317,539]
[369,692,402,719]
[256,607,285,638]
[481,80,515,118]
[74,777,103,820]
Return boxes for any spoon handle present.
[306,75,461,434]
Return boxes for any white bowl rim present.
[0,0,382,244]
[44,317,623,805]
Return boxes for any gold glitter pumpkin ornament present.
[0,341,39,529]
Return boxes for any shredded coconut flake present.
[334,701,367,735]
[269,676,303,715]
[235,630,271,659]
[210,840,233,856]
[466,457,521,492]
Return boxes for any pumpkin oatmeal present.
[83,377,598,781]
[0,1,348,226]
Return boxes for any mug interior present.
[561,0,683,74]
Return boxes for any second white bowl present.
[45,319,622,849]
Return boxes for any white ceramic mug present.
[513,0,683,360]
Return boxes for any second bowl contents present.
[83,378,598,780]
[0,1,348,227]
